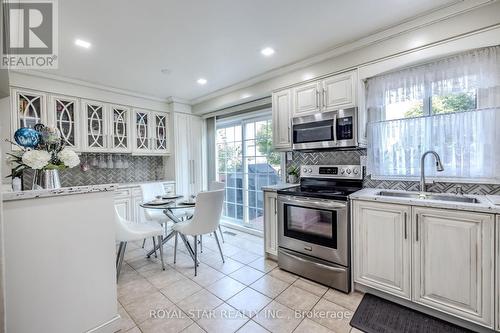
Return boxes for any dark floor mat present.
[350,293,475,333]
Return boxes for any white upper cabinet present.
[272,89,292,150]
[82,100,109,152]
[109,105,131,153]
[292,82,321,116]
[353,200,412,300]
[412,207,495,328]
[132,109,170,155]
[322,72,356,111]
[48,94,81,151]
[291,70,357,117]
[11,87,47,131]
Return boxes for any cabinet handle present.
[404,212,407,239]
[274,197,277,215]
[415,214,419,241]
[316,90,320,108]
[323,88,327,108]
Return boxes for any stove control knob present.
[346,168,352,174]
[340,168,345,174]
[302,168,307,173]
[353,168,359,175]
[308,168,312,173]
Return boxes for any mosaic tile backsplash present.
[22,154,164,188]
[287,149,500,195]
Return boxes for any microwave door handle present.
[333,113,337,142]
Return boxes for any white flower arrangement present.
[57,148,80,168]
[21,150,51,169]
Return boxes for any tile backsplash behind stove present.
[287,149,500,195]
[22,154,164,189]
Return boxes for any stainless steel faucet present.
[420,151,444,192]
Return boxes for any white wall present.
[191,1,500,114]
[0,98,11,183]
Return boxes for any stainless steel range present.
[277,165,363,293]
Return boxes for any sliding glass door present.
[216,114,281,231]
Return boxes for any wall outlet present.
[360,155,367,167]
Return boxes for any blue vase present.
[14,127,40,148]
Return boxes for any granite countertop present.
[350,188,500,214]
[116,179,175,188]
[2,184,118,202]
[262,183,299,191]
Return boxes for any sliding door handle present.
[404,212,407,239]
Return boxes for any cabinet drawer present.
[114,188,131,198]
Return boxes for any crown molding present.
[11,70,168,103]
[189,0,495,105]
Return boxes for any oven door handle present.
[280,249,346,273]
[279,196,347,209]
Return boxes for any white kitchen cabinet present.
[412,207,495,328]
[82,99,109,152]
[10,88,47,150]
[292,81,321,116]
[109,104,132,153]
[48,94,81,150]
[322,72,356,111]
[133,109,170,155]
[353,200,411,299]
[114,197,132,221]
[271,89,292,150]
[290,70,357,117]
[263,190,278,258]
[173,113,205,198]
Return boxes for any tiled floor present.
[117,228,364,333]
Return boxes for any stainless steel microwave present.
[292,108,358,150]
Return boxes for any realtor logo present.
[1,0,58,68]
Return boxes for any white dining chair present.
[140,183,169,253]
[209,181,226,243]
[115,207,165,281]
[172,189,225,276]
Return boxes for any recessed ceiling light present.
[75,39,91,49]
[197,78,207,85]
[261,47,275,57]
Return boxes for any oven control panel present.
[300,165,363,179]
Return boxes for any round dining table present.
[140,197,197,263]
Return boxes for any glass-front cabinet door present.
[110,105,131,152]
[49,95,80,150]
[153,112,169,153]
[11,88,47,130]
[83,100,108,151]
[134,110,151,152]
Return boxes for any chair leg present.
[213,231,225,263]
[152,237,157,258]
[173,232,178,264]
[141,238,146,248]
[158,235,165,271]
[218,225,225,243]
[116,241,127,281]
[194,235,198,276]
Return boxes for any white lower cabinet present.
[113,182,175,223]
[264,190,278,258]
[353,201,411,299]
[412,207,494,328]
[353,200,496,329]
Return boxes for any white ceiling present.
[51,0,457,101]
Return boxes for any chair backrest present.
[209,181,225,191]
[183,189,225,235]
[140,182,166,202]
[114,207,132,242]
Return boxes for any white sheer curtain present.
[366,45,500,182]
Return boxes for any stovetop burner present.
[277,164,364,201]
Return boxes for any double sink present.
[377,190,479,204]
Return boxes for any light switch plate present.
[286,151,293,161]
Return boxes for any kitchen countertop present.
[2,184,117,202]
[262,183,299,191]
[116,179,175,188]
[350,188,500,214]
